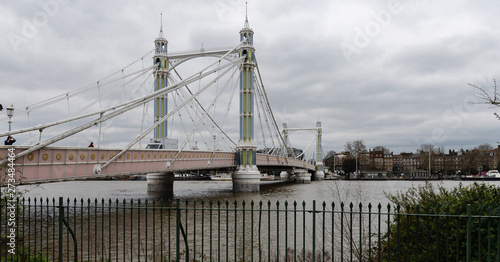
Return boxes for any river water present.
[18,179,500,207]
[15,179,500,261]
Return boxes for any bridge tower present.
[232,15,261,192]
[314,120,325,180]
[147,23,174,198]
[282,122,290,157]
[153,24,169,140]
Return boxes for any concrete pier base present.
[314,170,325,181]
[294,169,311,184]
[280,171,290,181]
[147,172,174,198]
[232,165,261,192]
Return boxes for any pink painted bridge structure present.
[0,146,314,184]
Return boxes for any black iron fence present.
[0,197,499,261]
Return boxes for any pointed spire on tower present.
[157,13,165,39]
[243,2,250,28]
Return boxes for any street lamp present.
[6,104,14,132]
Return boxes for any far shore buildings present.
[332,145,500,178]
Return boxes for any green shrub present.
[1,250,49,262]
[377,182,500,261]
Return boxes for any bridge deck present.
[1,146,314,184]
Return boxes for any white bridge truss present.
[0,42,295,173]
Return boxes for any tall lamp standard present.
[6,104,14,132]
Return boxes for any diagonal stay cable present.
[169,65,240,164]
[0,54,243,167]
[254,56,288,157]
[170,63,237,147]
[100,58,243,171]
[0,67,156,138]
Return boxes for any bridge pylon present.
[281,120,325,181]
[232,16,261,192]
[153,24,169,140]
[314,120,325,180]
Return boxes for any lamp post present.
[6,104,14,132]
[428,149,431,178]
[355,151,358,178]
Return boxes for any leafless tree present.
[345,140,367,156]
[373,145,389,153]
[469,79,500,120]
[324,150,337,170]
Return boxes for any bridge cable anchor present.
[93,164,102,175]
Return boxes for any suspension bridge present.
[0,16,325,194]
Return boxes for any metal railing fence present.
[0,197,499,261]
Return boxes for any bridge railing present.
[0,146,237,182]
[0,147,314,183]
[1,197,498,261]
[255,153,316,171]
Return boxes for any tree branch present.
[469,79,500,120]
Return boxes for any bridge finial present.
[158,13,164,39]
[243,2,250,28]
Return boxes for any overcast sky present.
[1,0,500,154]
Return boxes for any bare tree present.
[345,140,368,171]
[418,144,442,173]
[324,150,337,171]
[373,145,388,153]
[344,140,367,156]
[475,143,493,171]
[469,79,500,120]
[476,143,493,151]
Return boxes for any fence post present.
[58,197,63,262]
[176,199,180,262]
[312,200,316,262]
[467,204,471,262]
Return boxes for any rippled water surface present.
[19,179,500,206]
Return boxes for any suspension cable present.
[99,58,243,170]
[0,54,244,166]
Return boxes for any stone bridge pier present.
[146,172,174,198]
